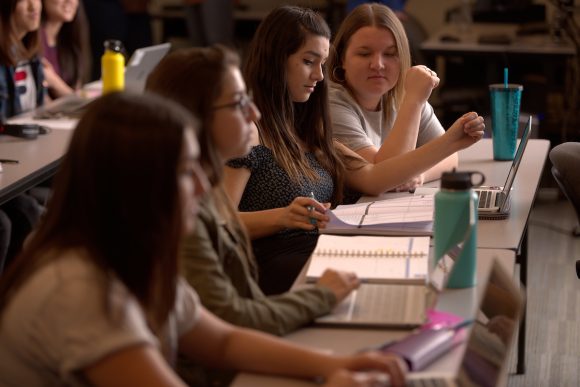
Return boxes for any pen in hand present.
[307,191,317,226]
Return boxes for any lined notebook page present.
[322,194,434,236]
[306,235,430,284]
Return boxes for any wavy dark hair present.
[0,92,198,331]
[41,0,91,87]
[244,5,347,205]
[0,0,41,65]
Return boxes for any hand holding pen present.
[280,193,330,231]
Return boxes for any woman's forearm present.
[238,208,287,239]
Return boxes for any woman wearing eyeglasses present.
[146,46,363,384]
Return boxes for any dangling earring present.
[332,67,346,83]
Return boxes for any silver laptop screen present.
[456,260,523,386]
[498,116,532,208]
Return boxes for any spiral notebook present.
[306,235,430,284]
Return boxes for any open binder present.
[321,194,434,236]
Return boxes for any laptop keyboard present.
[352,285,426,324]
[476,190,491,209]
[475,190,503,209]
[406,378,450,387]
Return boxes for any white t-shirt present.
[329,81,444,152]
[0,251,200,386]
[14,61,37,112]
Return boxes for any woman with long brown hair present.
[224,5,485,294]
[40,0,90,98]
[146,45,359,343]
[0,92,407,387]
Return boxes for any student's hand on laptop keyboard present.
[337,351,407,387]
[316,269,360,303]
[324,369,393,386]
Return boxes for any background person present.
[40,0,90,98]
[0,0,46,273]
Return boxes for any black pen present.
[0,159,19,164]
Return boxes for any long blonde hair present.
[328,3,412,123]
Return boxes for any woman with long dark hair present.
[40,0,90,98]
[224,6,485,294]
[0,92,407,387]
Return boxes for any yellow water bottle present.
[101,39,125,94]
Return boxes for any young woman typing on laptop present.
[0,92,407,387]
[145,45,361,378]
[40,0,90,98]
[223,5,485,295]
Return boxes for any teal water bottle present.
[434,170,484,289]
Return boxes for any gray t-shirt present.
[0,251,200,386]
[329,82,444,152]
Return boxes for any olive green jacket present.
[180,194,336,336]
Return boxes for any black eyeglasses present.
[211,93,254,118]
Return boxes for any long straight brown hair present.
[146,45,254,268]
[0,0,41,66]
[41,0,91,86]
[244,5,347,205]
[0,92,197,330]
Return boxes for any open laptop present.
[416,115,532,220]
[34,43,171,119]
[312,247,457,329]
[473,115,532,219]
[385,257,524,386]
[314,283,428,328]
[124,42,171,92]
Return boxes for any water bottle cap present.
[104,39,124,53]
[441,170,485,190]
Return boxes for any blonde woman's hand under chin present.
[276,196,331,231]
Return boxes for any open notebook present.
[311,243,462,329]
[306,235,430,284]
[34,43,171,119]
[383,257,524,386]
[322,194,434,236]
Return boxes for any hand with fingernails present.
[404,65,440,103]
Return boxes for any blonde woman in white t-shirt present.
[328,3,482,190]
